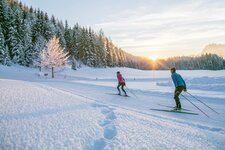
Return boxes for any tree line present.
[0,0,149,69]
[0,0,225,70]
[154,54,225,70]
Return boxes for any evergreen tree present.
[0,25,10,65]
[64,20,72,54]
[56,21,66,48]
[105,38,113,67]
[3,0,224,70]
[71,23,80,59]
[33,35,46,63]
[0,0,5,27]
[22,18,33,66]
[96,29,106,67]
[12,9,25,64]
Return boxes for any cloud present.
[94,0,225,58]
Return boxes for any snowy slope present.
[0,79,106,149]
[0,65,225,149]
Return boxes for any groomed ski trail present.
[1,79,225,149]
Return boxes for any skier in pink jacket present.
[117,71,127,96]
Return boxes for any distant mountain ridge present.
[202,44,225,58]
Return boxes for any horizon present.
[19,0,225,59]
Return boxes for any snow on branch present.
[39,36,69,78]
[40,36,69,69]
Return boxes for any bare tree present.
[40,36,69,78]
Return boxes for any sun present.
[149,55,158,61]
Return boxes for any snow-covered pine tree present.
[105,38,113,67]
[40,36,69,78]
[22,15,33,66]
[0,0,5,26]
[56,21,66,48]
[85,27,96,67]
[0,25,10,65]
[71,23,81,61]
[12,9,25,65]
[96,29,106,67]
[117,48,123,67]
[76,27,87,64]
[31,14,42,43]
[64,20,73,54]
[2,1,15,59]
[69,23,82,68]
[50,15,57,27]
[43,12,53,41]
[33,35,46,64]
[109,39,117,67]
[113,46,119,66]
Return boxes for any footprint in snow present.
[92,138,106,150]
[105,111,116,120]
[104,125,117,140]
[91,103,118,147]
[99,119,111,126]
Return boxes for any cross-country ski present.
[158,104,192,111]
[150,108,199,115]
[106,93,130,97]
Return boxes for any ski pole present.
[186,91,219,114]
[181,94,209,118]
[125,86,138,98]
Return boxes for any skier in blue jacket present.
[170,67,187,109]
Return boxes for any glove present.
[184,88,187,92]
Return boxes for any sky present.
[20,0,225,59]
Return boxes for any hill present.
[202,44,225,58]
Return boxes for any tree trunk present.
[72,56,77,70]
[52,67,54,78]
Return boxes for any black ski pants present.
[174,86,185,108]
[117,83,127,95]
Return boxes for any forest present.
[0,0,225,70]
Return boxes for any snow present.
[0,65,225,149]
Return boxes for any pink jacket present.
[117,73,125,83]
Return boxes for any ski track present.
[50,87,225,135]
[111,109,225,150]
[41,85,225,149]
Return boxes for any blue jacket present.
[171,73,186,88]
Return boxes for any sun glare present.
[149,55,158,61]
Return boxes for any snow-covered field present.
[0,65,225,150]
